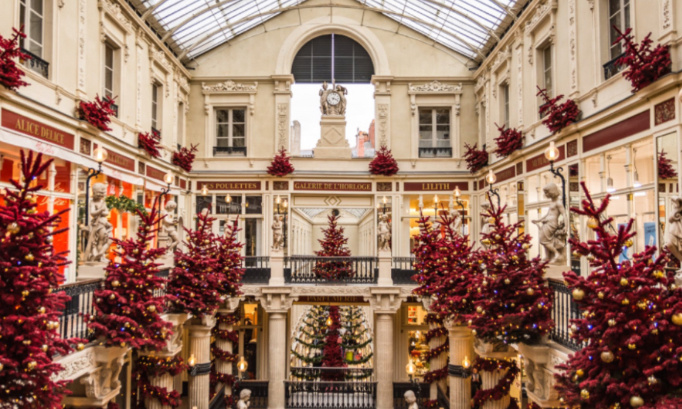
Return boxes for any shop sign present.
[495,165,516,183]
[403,181,468,191]
[293,181,372,191]
[94,143,136,171]
[526,145,565,172]
[146,165,167,182]
[2,109,75,150]
[196,181,261,190]
[583,110,650,152]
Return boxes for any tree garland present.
[422,313,449,384]
[0,27,30,91]
[213,328,239,344]
[78,94,116,132]
[138,131,162,159]
[267,147,295,177]
[536,87,581,134]
[369,145,399,176]
[423,367,448,384]
[105,195,147,216]
[493,124,524,158]
[295,337,324,350]
[424,327,447,343]
[464,143,488,173]
[341,338,371,350]
[472,358,520,409]
[614,27,671,92]
[210,311,240,405]
[172,144,198,172]
[134,355,188,409]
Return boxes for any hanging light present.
[225,193,232,203]
[544,141,560,162]
[486,169,497,185]
[201,185,209,196]
[326,316,333,327]
[606,155,615,193]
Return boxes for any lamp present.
[84,147,108,240]
[200,185,209,196]
[381,196,388,214]
[326,315,333,327]
[486,169,501,208]
[544,141,567,207]
[225,193,232,215]
[463,356,471,369]
[188,354,196,367]
[453,186,466,235]
[237,356,248,380]
[405,360,421,404]
[606,155,615,193]
[448,356,472,378]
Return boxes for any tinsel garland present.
[369,145,399,176]
[210,311,240,406]
[295,337,324,349]
[291,349,322,364]
[614,27,671,92]
[472,358,520,408]
[464,143,488,173]
[172,144,198,172]
[658,150,677,179]
[0,27,30,91]
[138,131,162,158]
[537,87,581,134]
[341,338,372,350]
[78,94,116,132]
[493,124,524,158]
[134,355,187,409]
[298,328,326,340]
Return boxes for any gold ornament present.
[576,369,584,377]
[622,298,630,305]
[587,217,599,229]
[647,375,658,385]
[494,234,501,240]
[629,396,644,408]
[598,291,604,299]
[21,290,29,297]
[637,301,647,310]
[482,280,488,286]
[624,239,633,248]
[120,342,126,347]
[608,319,616,327]
[488,217,496,224]
[112,280,120,287]
[37,307,45,314]
[580,389,590,400]
[601,351,615,363]
[41,345,48,352]
[109,294,116,300]
[572,288,585,301]
[522,243,530,250]
[0,363,3,371]
[620,278,629,287]
[25,253,34,262]
[147,305,156,312]
[476,306,483,313]
[23,340,31,345]
[672,313,682,326]
[77,343,85,351]
[27,361,37,370]
[527,288,535,296]
[628,343,636,350]
[7,222,20,235]
[504,278,510,285]
[481,239,491,246]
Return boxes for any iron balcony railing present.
[233,381,268,408]
[284,256,378,284]
[391,257,416,285]
[418,147,452,158]
[20,47,49,78]
[290,367,374,382]
[242,256,271,284]
[548,279,583,351]
[214,146,247,156]
[603,52,626,80]
[284,380,376,409]
[55,278,101,341]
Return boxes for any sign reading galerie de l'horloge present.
[293,181,372,191]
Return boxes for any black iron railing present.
[153,268,171,298]
[234,380,268,409]
[55,279,101,341]
[242,256,271,284]
[603,52,626,80]
[20,47,49,78]
[290,367,374,382]
[214,146,247,156]
[392,257,416,285]
[151,127,161,139]
[393,382,429,409]
[284,256,378,284]
[418,147,452,158]
[548,279,582,351]
[284,380,376,409]
[210,385,225,409]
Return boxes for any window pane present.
[624,3,630,29]
[609,0,620,16]
[436,109,450,124]
[31,0,43,14]
[217,124,229,137]
[418,109,431,124]
[105,46,114,67]
[543,47,552,70]
[419,125,432,137]
[196,196,212,214]
[216,109,229,123]
[233,137,245,148]
[233,109,245,122]
[29,11,42,47]
[245,196,262,214]
[216,137,229,147]
[233,124,245,137]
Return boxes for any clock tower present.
[314,81,352,159]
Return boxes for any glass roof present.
[128,0,526,62]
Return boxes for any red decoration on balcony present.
[369,145,399,176]
[138,130,162,159]
[172,144,198,172]
[658,149,677,180]
[493,124,524,158]
[78,94,116,132]
[615,27,672,92]
[313,213,353,280]
[267,147,295,177]
[463,143,488,173]
[537,87,581,134]
[0,27,30,91]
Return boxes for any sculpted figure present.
[335,84,348,116]
[272,215,284,251]
[85,183,112,262]
[451,208,463,235]
[404,390,418,409]
[161,200,179,253]
[532,182,567,264]
[319,81,330,115]
[237,389,251,409]
[665,196,682,286]
[377,213,391,252]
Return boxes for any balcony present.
[285,372,376,409]
[418,147,452,158]
[284,256,378,284]
[548,278,584,351]
[213,146,247,156]
[104,97,118,117]
[391,257,416,285]
[603,52,626,80]
[242,256,271,284]
[20,47,49,78]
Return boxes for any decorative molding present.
[77,0,87,92]
[57,0,65,8]
[54,349,96,381]
[491,46,511,72]
[201,80,258,94]
[150,47,173,74]
[586,0,594,11]
[277,103,288,149]
[568,0,578,94]
[517,46,524,128]
[475,74,487,92]
[98,0,133,33]
[524,0,557,35]
[661,0,673,35]
[377,104,389,147]
[408,80,462,94]
[135,43,143,128]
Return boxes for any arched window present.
[292,34,374,83]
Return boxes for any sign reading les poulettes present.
[196,181,261,190]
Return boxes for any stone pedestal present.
[77,262,108,280]
[377,250,392,286]
[518,342,564,408]
[474,341,518,409]
[369,288,401,409]
[60,346,129,408]
[186,315,216,409]
[545,264,568,280]
[269,248,285,286]
[313,115,351,159]
[445,323,474,409]
[268,312,287,409]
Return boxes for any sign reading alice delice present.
[293,181,372,191]
[2,109,75,150]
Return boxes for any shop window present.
[244,218,262,257]
[196,195,212,214]
[407,330,428,378]
[245,196,262,214]
[237,303,262,380]
[418,108,451,158]
[19,0,49,78]
[216,194,242,215]
[214,108,246,156]
[405,305,427,325]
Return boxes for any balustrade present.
[284,380,376,409]
[284,256,378,284]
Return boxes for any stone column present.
[259,288,293,409]
[445,322,474,409]
[269,248,285,286]
[216,302,240,399]
[187,315,216,409]
[474,341,517,409]
[370,289,401,409]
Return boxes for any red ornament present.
[493,124,524,158]
[172,144,198,172]
[615,27,672,92]
[537,87,581,134]
[138,130,162,158]
[267,147,295,177]
[313,213,353,280]
[463,143,489,173]
[0,27,30,91]
[369,145,399,176]
[658,149,677,180]
[78,94,116,132]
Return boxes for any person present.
[531,182,567,264]
[84,183,112,262]
[160,200,179,253]
[471,368,482,409]
[237,388,251,409]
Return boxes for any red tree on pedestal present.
[0,151,84,408]
[369,145,399,176]
[172,144,198,172]
[615,27,672,92]
[555,183,682,409]
[321,306,346,381]
[658,150,677,180]
[0,28,30,91]
[463,143,488,173]
[493,124,524,158]
[78,94,116,132]
[267,147,295,177]
[537,87,581,134]
[89,198,173,349]
[313,213,353,280]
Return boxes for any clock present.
[326,91,341,106]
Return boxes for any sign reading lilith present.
[319,81,348,116]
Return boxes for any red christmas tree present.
[167,210,223,317]
[493,124,524,158]
[88,197,173,350]
[369,145,399,176]
[466,197,554,345]
[537,87,581,134]
[78,94,116,132]
[216,219,245,298]
[0,151,84,408]
[555,183,682,409]
[463,143,489,173]
[320,306,346,381]
[267,147,295,177]
[412,213,444,297]
[615,27,672,92]
[313,212,353,280]
[172,144,198,172]
[0,27,30,91]
[138,131,162,159]
[658,149,677,180]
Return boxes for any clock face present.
[326,91,341,106]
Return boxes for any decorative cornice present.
[99,0,133,33]
[202,80,258,94]
[524,0,557,35]
[150,47,173,73]
[408,80,462,94]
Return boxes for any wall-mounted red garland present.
[78,95,116,132]
[138,131,162,159]
[0,27,30,91]
[472,357,520,409]
[493,124,524,158]
[172,144,199,172]
[464,143,488,173]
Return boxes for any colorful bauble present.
[7,222,20,234]
[672,313,682,326]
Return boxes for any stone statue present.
[404,390,418,409]
[377,213,391,252]
[319,81,348,116]
[160,200,179,253]
[532,182,567,264]
[665,196,682,286]
[335,84,348,116]
[237,389,251,409]
[84,183,112,262]
[319,81,330,115]
[451,208,463,235]
[272,215,284,251]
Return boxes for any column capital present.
[219,297,241,313]
[258,287,294,313]
[369,288,402,314]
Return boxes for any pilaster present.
[186,314,217,409]
[370,288,401,409]
[444,321,474,409]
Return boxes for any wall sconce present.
[200,185,209,196]
[237,356,248,380]
[544,141,566,207]
[486,169,500,208]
